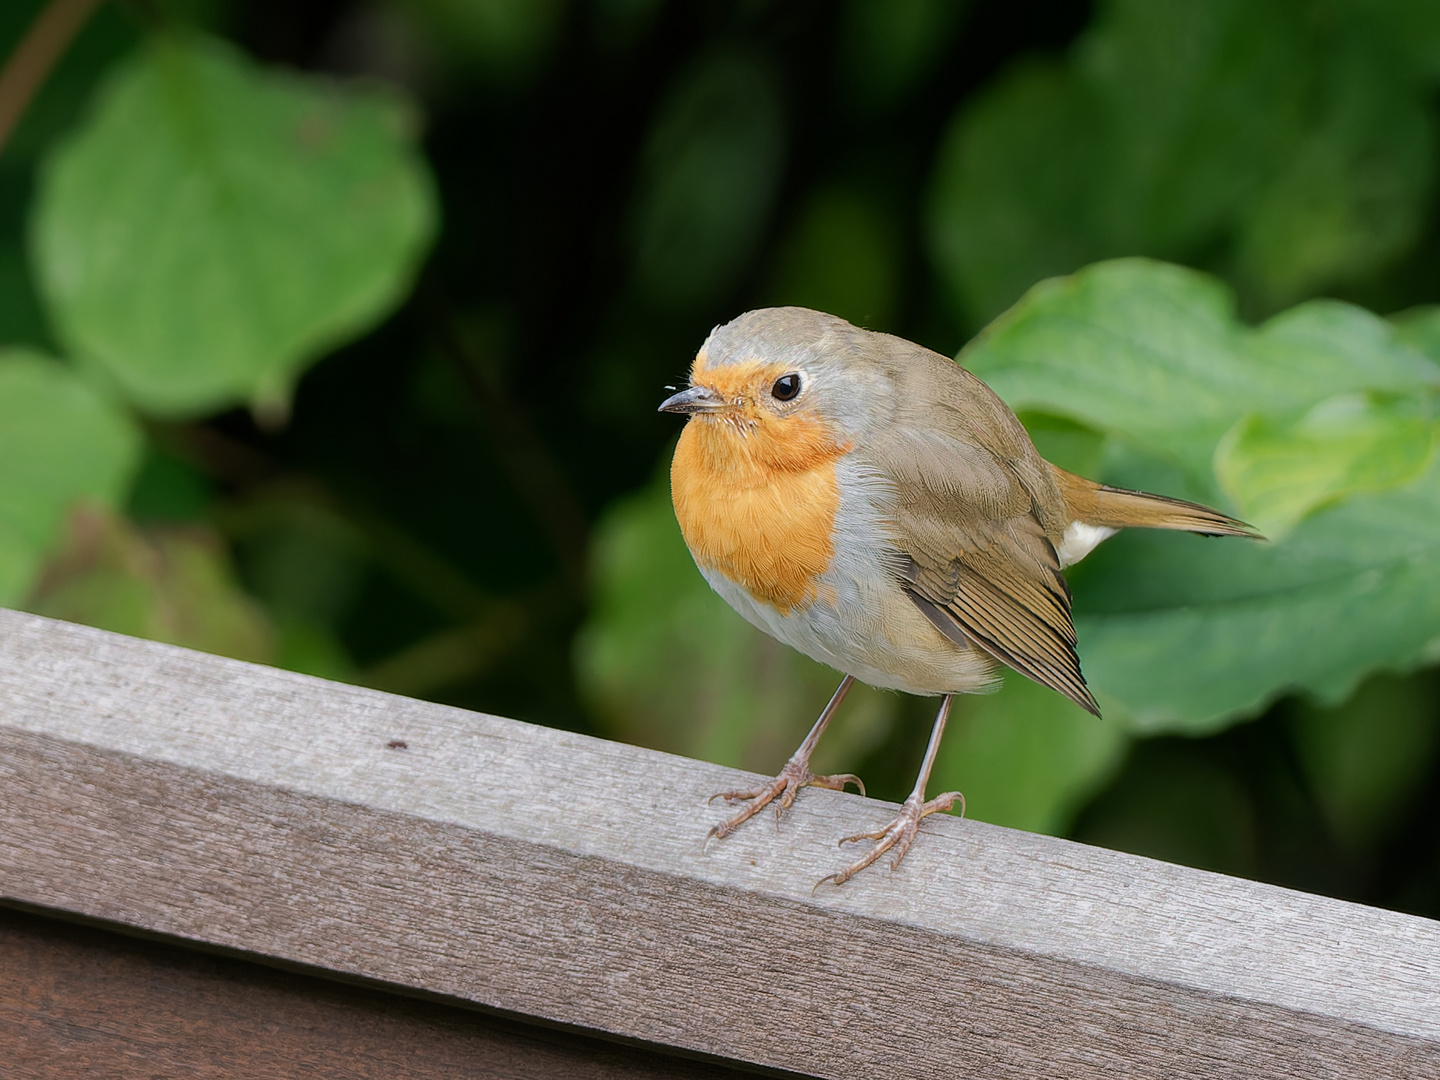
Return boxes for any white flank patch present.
[1057,521,1118,567]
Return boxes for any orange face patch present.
[669,356,849,614]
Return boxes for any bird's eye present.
[771,373,802,402]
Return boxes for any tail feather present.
[1050,465,1261,539]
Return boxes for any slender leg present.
[707,675,865,842]
[817,694,965,887]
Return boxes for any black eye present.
[771,373,802,402]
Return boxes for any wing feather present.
[877,373,1098,714]
[859,336,1101,714]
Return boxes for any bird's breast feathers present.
[670,405,849,615]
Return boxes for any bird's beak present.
[658,385,726,414]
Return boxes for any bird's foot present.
[706,759,865,844]
[816,789,964,888]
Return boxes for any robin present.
[658,307,1258,886]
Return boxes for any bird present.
[658,307,1258,886]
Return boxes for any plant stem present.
[0,0,105,157]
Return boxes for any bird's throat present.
[671,415,848,615]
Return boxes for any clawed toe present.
[810,772,865,796]
[708,786,769,806]
[816,790,964,888]
[706,762,867,845]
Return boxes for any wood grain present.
[0,608,1436,1077]
[0,905,750,1079]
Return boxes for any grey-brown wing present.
[898,513,1098,716]
[879,417,1099,716]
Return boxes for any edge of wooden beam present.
[1,609,1437,1078]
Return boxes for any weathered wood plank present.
[0,905,750,1079]
[0,608,1436,1078]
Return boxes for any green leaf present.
[1392,304,1440,364]
[1074,434,1440,734]
[32,34,437,417]
[0,349,140,605]
[575,460,897,777]
[25,503,271,663]
[963,259,1440,734]
[931,676,1129,835]
[1215,394,1437,537]
[964,260,1439,486]
[1288,671,1440,850]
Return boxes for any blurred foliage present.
[33,33,436,417]
[398,0,566,84]
[835,0,969,117]
[766,184,902,331]
[27,502,272,662]
[0,348,138,603]
[1289,671,1440,852]
[629,49,785,310]
[2,0,1439,919]
[933,676,1127,836]
[928,0,1440,328]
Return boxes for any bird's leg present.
[707,675,864,842]
[818,694,964,888]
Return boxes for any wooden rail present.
[0,608,1436,1078]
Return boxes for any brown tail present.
[1050,465,1261,539]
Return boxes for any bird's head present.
[657,307,884,475]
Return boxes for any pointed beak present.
[658,385,726,414]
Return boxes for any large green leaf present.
[963,260,1440,734]
[1215,394,1437,537]
[1074,464,1440,732]
[1393,305,1440,364]
[963,260,1438,486]
[32,34,437,417]
[576,463,897,779]
[0,349,140,605]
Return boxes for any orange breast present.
[670,410,848,615]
